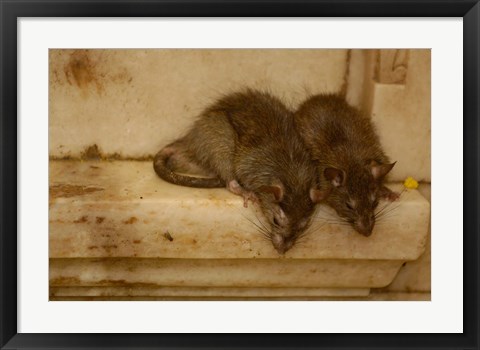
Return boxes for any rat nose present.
[271,234,294,254]
[355,217,375,237]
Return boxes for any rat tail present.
[153,144,225,188]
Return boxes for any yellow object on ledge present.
[404,176,419,189]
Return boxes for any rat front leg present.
[227,180,258,208]
[379,185,400,201]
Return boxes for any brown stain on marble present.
[123,217,138,225]
[164,231,174,242]
[95,280,160,288]
[73,216,88,223]
[50,276,81,286]
[54,50,135,99]
[96,217,105,224]
[102,245,118,249]
[50,184,104,198]
[133,240,141,244]
[64,50,103,95]
[50,277,160,288]
[82,144,102,160]
[50,151,153,161]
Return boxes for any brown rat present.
[154,89,327,253]
[294,93,398,236]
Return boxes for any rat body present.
[154,89,327,253]
[294,93,398,236]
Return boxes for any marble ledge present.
[49,258,402,289]
[49,160,430,260]
[50,286,370,298]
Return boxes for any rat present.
[294,93,399,237]
[154,89,328,254]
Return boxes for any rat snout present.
[354,216,375,237]
[271,233,294,254]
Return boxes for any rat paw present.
[386,192,400,201]
[242,192,258,208]
[227,180,257,207]
[379,186,400,201]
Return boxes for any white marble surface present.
[50,161,430,260]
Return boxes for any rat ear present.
[259,183,284,202]
[324,168,345,187]
[309,187,330,203]
[371,161,396,180]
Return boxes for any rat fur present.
[294,93,398,236]
[154,89,327,253]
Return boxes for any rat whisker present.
[297,226,315,240]
[333,222,352,226]
[241,213,271,238]
[375,211,400,225]
[374,202,395,217]
[376,212,398,224]
[259,232,272,242]
[377,206,399,218]
[374,200,401,219]
[323,218,351,226]
[308,223,325,234]
[375,204,401,221]
[375,189,404,216]
[250,210,271,232]
[292,238,310,248]
[311,220,327,229]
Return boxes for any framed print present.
[1,1,479,349]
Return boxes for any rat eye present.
[273,217,280,226]
[346,203,353,210]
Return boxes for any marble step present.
[49,160,430,260]
[50,292,431,301]
[50,286,370,298]
[49,258,401,288]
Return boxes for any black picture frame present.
[1,1,478,349]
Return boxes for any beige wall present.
[49,49,348,158]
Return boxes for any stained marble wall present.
[49,49,348,158]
